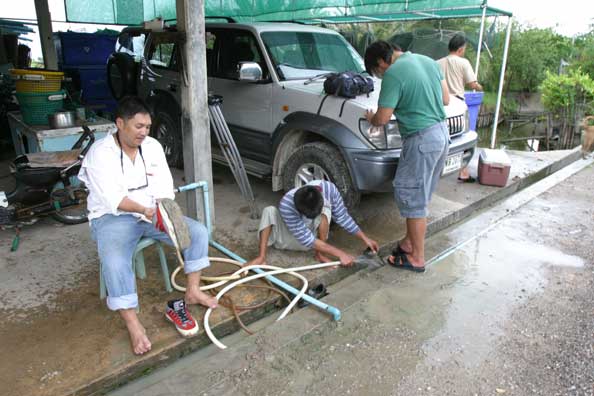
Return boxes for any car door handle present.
[168,83,177,92]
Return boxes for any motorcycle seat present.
[20,150,82,169]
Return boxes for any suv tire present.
[107,53,137,100]
[151,102,183,168]
[282,142,360,209]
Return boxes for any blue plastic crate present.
[62,65,113,100]
[57,32,117,66]
[85,97,117,116]
[79,67,112,100]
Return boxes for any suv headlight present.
[359,119,402,149]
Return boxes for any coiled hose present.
[171,258,339,349]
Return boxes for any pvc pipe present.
[204,262,340,349]
[211,240,342,321]
[474,3,487,75]
[490,16,513,149]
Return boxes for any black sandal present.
[391,243,411,258]
[457,176,476,183]
[297,284,329,308]
[387,252,425,273]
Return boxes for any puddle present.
[420,210,584,368]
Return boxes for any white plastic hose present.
[170,257,244,292]
[203,261,340,349]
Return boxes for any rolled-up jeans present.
[90,214,210,311]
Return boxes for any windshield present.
[261,31,365,81]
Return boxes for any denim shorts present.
[393,121,449,218]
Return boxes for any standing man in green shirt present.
[364,41,450,272]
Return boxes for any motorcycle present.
[0,125,95,225]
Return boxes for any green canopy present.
[64,0,512,26]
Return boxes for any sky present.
[3,0,594,60]
[488,0,593,37]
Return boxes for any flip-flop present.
[391,243,411,257]
[457,176,476,183]
[387,253,425,273]
[297,283,329,308]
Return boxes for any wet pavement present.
[110,161,594,396]
[0,147,585,396]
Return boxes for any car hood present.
[283,78,467,118]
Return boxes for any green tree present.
[570,25,594,78]
[541,69,594,148]
[485,25,573,93]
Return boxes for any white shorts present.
[258,205,332,251]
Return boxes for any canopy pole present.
[490,16,513,149]
[176,0,215,224]
[34,0,58,70]
[474,4,487,75]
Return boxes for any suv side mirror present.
[238,62,262,82]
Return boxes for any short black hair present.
[364,41,401,76]
[115,96,152,121]
[448,34,467,52]
[294,186,324,219]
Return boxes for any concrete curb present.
[73,147,582,396]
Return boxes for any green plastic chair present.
[99,238,172,299]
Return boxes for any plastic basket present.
[10,69,64,93]
[15,90,66,125]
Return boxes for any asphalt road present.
[110,162,594,396]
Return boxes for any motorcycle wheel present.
[51,186,89,225]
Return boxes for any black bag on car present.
[323,72,374,99]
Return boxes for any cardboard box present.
[478,149,511,187]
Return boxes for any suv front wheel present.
[282,142,360,209]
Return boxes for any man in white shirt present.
[79,97,216,355]
[438,34,483,182]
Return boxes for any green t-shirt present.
[378,52,446,137]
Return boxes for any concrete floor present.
[111,158,594,396]
[0,147,581,396]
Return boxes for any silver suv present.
[107,22,477,207]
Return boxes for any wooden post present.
[175,0,215,225]
[34,0,58,70]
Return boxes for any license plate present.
[442,153,463,175]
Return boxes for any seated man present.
[79,96,217,355]
[248,180,379,267]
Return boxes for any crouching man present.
[79,96,217,355]
[247,180,379,267]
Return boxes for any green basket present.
[15,90,66,125]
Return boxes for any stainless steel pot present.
[48,110,76,129]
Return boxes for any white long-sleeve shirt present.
[78,129,175,221]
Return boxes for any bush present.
[541,69,594,114]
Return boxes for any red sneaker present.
[165,299,198,337]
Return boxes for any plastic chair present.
[99,238,172,299]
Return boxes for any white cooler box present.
[478,149,511,187]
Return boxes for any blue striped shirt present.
[278,180,360,248]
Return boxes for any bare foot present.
[314,251,333,263]
[186,285,218,309]
[126,319,152,355]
